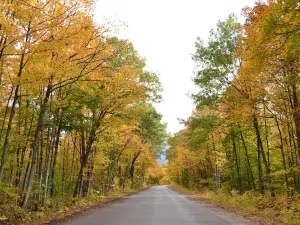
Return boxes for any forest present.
[2,0,300,224]
[167,0,300,223]
[0,0,167,223]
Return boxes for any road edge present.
[167,185,283,225]
[25,187,151,225]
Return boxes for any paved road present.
[59,186,254,225]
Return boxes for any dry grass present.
[0,186,149,225]
[170,184,300,225]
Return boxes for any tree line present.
[0,0,166,220]
[167,0,300,197]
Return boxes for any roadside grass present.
[169,183,300,225]
[0,185,149,225]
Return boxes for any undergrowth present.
[171,183,300,225]
[0,185,145,225]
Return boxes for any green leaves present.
[192,14,240,107]
[136,106,167,156]
[139,71,163,103]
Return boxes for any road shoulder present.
[25,187,150,225]
[167,185,268,225]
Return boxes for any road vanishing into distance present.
[58,186,255,225]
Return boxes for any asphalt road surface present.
[59,186,254,225]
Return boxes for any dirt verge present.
[24,187,150,225]
[167,185,285,225]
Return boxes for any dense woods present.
[2,0,300,224]
[167,0,300,199]
[0,0,166,223]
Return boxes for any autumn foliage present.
[0,0,166,223]
[167,1,300,223]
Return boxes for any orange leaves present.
[147,162,165,180]
[168,146,197,175]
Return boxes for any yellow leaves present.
[192,106,217,118]
[270,169,290,177]
[147,162,165,179]
[169,146,197,173]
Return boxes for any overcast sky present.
[95,0,256,134]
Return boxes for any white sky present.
[95,0,256,134]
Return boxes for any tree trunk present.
[212,135,220,190]
[274,117,290,195]
[0,85,19,180]
[240,131,255,190]
[291,84,300,158]
[0,87,13,144]
[0,21,31,180]
[22,83,52,208]
[232,135,242,194]
[73,120,100,198]
[130,151,141,184]
[50,110,63,197]
[253,116,264,194]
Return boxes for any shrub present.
[0,185,27,224]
